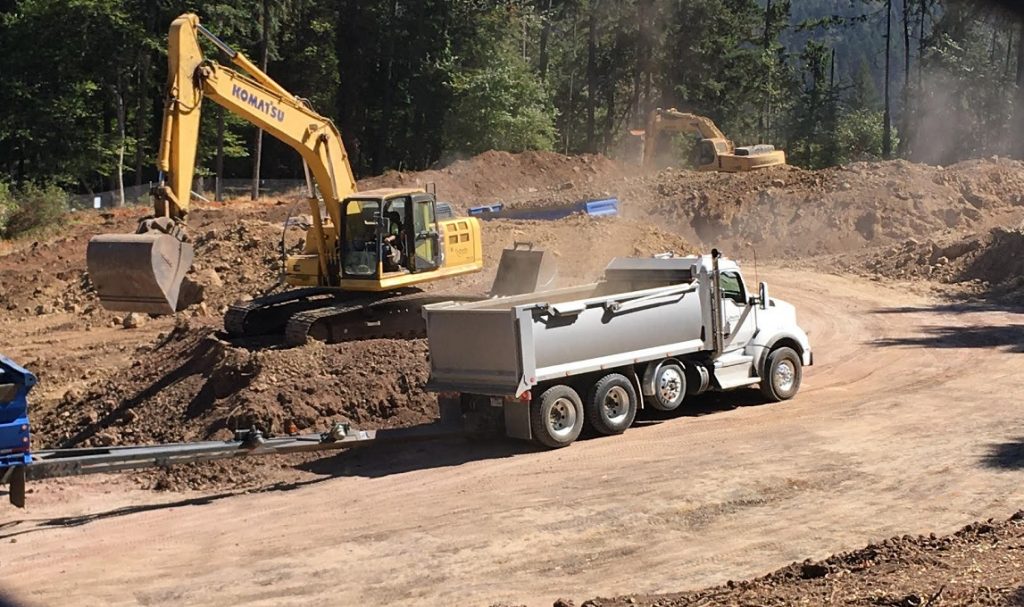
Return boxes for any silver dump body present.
[424,257,713,397]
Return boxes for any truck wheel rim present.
[549,398,577,438]
[774,360,795,392]
[603,386,630,423]
[658,368,682,403]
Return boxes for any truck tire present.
[646,363,686,412]
[760,346,802,402]
[586,373,638,435]
[531,385,585,448]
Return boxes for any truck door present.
[719,271,756,352]
[411,194,441,272]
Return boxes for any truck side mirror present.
[759,281,769,309]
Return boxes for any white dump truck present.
[423,251,813,448]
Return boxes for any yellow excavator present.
[636,108,786,172]
[87,14,547,345]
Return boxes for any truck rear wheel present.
[531,385,585,448]
[586,373,638,435]
[760,346,802,402]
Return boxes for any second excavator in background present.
[87,13,550,346]
[635,108,786,173]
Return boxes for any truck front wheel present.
[586,373,638,435]
[760,346,802,402]
[646,362,686,412]
[531,385,585,448]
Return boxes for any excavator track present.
[224,287,339,338]
[284,290,479,347]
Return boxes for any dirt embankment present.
[628,158,1024,259]
[360,150,624,211]
[579,512,1024,607]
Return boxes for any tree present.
[443,43,557,155]
[883,0,893,159]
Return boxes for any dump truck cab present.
[284,188,484,292]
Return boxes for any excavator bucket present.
[86,233,195,314]
[490,243,557,296]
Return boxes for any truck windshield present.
[720,271,746,304]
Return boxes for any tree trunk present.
[603,83,615,154]
[1015,22,1024,157]
[585,0,598,153]
[251,0,271,201]
[538,0,552,79]
[134,50,151,187]
[134,2,158,187]
[216,107,225,202]
[1004,27,1014,79]
[1017,22,1024,87]
[898,0,912,157]
[760,0,773,142]
[883,0,893,159]
[114,80,126,208]
[918,0,926,90]
[374,0,400,174]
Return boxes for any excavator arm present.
[87,13,356,314]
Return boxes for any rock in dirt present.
[122,312,146,329]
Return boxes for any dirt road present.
[2,268,1022,607]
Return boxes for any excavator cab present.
[337,190,447,282]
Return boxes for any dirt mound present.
[829,220,1024,302]
[0,201,294,327]
[361,150,624,210]
[581,512,1024,606]
[627,158,1024,259]
[38,319,437,450]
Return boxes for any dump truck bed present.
[424,258,711,397]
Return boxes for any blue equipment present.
[0,355,35,507]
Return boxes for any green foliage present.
[785,41,840,169]
[0,183,15,236]
[849,60,880,111]
[444,44,557,155]
[0,183,69,240]
[662,0,764,140]
[835,108,892,163]
[0,0,1021,188]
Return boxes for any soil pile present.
[833,221,1024,301]
[361,150,624,210]
[629,158,1024,259]
[580,512,1024,607]
[0,201,294,327]
[37,319,437,450]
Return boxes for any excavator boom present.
[88,13,355,314]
